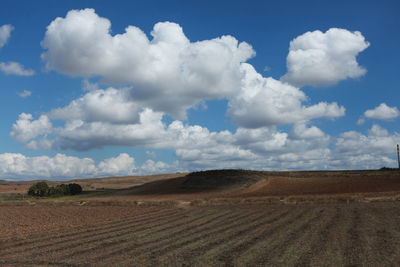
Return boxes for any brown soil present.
[1,203,400,266]
[0,206,167,238]
[2,170,400,265]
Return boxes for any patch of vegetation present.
[181,169,264,189]
[28,182,82,197]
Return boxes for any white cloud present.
[0,152,178,180]
[0,24,13,48]
[10,113,52,143]
[0,153,97,180]
[281,28,369,87]
[48,87,142,124]
[97,153,136,176]
[17,90,32,98]
[138,159,179,175]
[364,103,400,120]
[332,124,400,169]
[41,8,255,119]
[0,61,35,76]
[227,63,345,128]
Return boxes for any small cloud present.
[0,24,14,48]
[0,61,35,76]
[17,90,32,98]
[364,103,399,120]
[263,66,271,72]
[357,117,365,125]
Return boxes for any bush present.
[27,182,83,197]
[68,183,82,195]
[28,182,49,197]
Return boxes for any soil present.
[0,206,167,238]
[2,169,400,266]
[1,203,400,266]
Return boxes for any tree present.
[28,182,49,197]
[27,182,83,197]
[68,183,82,195]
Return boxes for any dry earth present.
[1,169,400,266]
[1,203,400,266]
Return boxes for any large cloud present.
[228,63,345,128]
[0,24,13,48]
[41,8,255,119]
[281,28,369,87]
[40,9,353,128]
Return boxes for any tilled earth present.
[1,202,400,266]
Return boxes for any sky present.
[1,0,400,180]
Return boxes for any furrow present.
[141,206,291,266]
[56,208,221,261]
[15,208,197,261]
[195,206,310,266]
[93,207,264,265]
[0,207,175,251]
[0,207,182,259]
[239,206,324,266]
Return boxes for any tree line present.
[28,182,82,197]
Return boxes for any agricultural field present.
[1,169,400,266]
[1,202,400,266]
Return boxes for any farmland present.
[1,203,400,266]
[1,169,400,266]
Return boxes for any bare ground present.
[1,202,400,266]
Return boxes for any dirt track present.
[1,202,400,266]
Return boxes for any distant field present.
[1,203,400,266]
[1,169,400,266]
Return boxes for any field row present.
[1,203,400,266]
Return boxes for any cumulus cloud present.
[0,24,13,48]
[48,87,142,124]
[332,124,400,169]
[39,9,353,129]
[0,153,97,180]
[281,28,369,87]
[357,103,400,125]
[0,152,178,180]
[17,90,32,98]
[138,159,179,175]
[10,113,52,143]
[41,8,255,119]
[227,63,345,128]
[97,153,136,176]
[365,103,399,120]
[9,10,392,174]
[0,152,176,180]
[0,61,35,76]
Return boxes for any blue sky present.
[1,0,399,180]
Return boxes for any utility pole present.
[398,144,400,169]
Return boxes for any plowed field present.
[1,202,400,266]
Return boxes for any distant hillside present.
[180,169,267,189]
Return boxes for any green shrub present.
[28,182,49,197]
[27,182,83,197]
[68,183,82,195]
